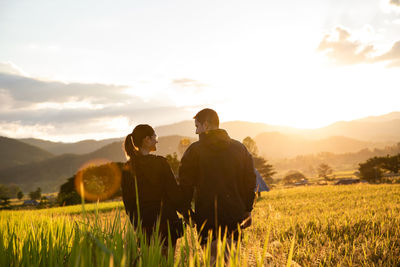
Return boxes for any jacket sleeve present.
[160,158,185,214]
[121,164,136,223]
[242,148,256,212]
[177,145,198,218]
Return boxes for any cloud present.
[172,78,207,88]
[0,62,29,76]
[0,105,195,141]
[374,41,400,61]
[165,78,212,106]
[0,104,187,124]
[318,26,400,67]
[386,59,400,67]
[390,0,400,6]
[0,63,199,141]
[0,72,130,105]
[317,27,375,65]
[171,78,207,94]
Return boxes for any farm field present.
[1,184,399,266]
[331,170,358,178]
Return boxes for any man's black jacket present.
[178,129,256,233]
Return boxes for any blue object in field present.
[254,169,270,192]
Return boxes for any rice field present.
[331,170,358,179]
[1,184,399,266]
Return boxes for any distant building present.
[294,179,309,186]
[335,179,366,185]
[23,199,39,206]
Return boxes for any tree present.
[17,191,24,200]
[358,154,400,183]
[359,161,381,183]
[40,196,49,205]
[58,176,81,206]
[282,171,306,185]
[0,184,21,200]
[359,156,387,183]
[242,136,258,156]
[29,187,42,200]
[381,154,400,173]
[178,138,192,158]
[317,163,333,181]
[0,184,12,205]
[253,156,276,185]
[166,152,180,176]
[243,137,275,184]
[306,165,315,177]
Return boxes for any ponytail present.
[124,133,137,160]
[123,133,138,180]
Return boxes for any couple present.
[121,108,256,255]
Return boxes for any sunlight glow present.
[1,0,399,140]
[75,159,121,201]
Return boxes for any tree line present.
[273,143,400,175]
[0,184,45,207]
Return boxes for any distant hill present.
[254,132,389,159]
[308,119,400,142]
[2,111,399,192]
[154,120,396,158]
[19,137,123,155]
[154,120,300,141]
[156,135,196,157]
[0,136,54,170]
[355,111,400,123]
[221,121,299,142]
[0,135,192,193]
[155,111,400,142]
[20,132,195,156]
[15,111,400,158]
[155,121,196,138]
[0,141,125,193]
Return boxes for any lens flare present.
[74,159,121,201]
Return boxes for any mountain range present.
[156,112,400,142]
[0,135,192,192]
[254,133,390,158]
[0,137,54,170]
[20,137,122,155]
[0,111,399,192]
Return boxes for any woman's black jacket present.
[121,154,183,228]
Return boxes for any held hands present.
[240,212,252,229]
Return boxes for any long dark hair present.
[124,124,155,160]
[123,124,155,191]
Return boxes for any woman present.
[121,124,183,248]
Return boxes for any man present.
[178,108,256,257]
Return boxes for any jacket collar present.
[199,129,231,149]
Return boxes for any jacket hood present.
[199,129,231,150]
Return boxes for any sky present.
[0,0,399,142]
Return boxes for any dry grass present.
[1,184,399,266]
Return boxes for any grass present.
[1,184,399,266]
